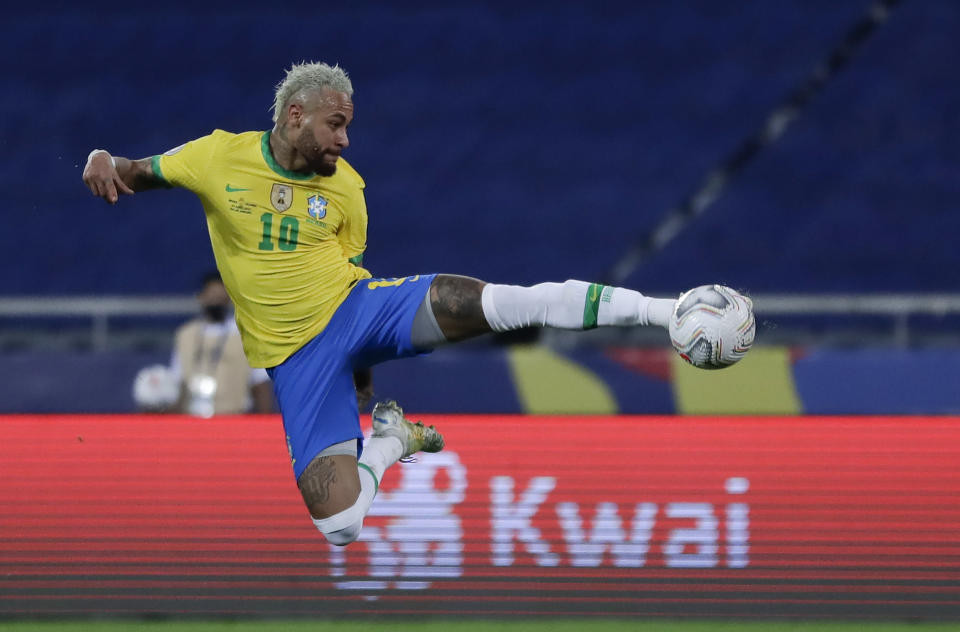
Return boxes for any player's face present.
[295,88,353,176]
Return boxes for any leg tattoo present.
[429,274,490,341]
[298,456,338,508]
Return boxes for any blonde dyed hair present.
[271,62,353,123]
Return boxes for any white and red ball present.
[668,284,755,369]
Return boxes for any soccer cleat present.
[371,399,444,461]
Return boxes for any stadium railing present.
[1,293,959,351]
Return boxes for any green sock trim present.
[358,463,379,494]
[582,283,604,329]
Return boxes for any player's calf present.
[305,402,444,547]
[424,275,677,346]
[480,279,676,332]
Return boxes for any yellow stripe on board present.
[671,346,802,415]
[507,345,618,415]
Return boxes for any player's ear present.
[287,103,305,128]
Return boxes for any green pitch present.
[0,621,957,632]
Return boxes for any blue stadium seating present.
[1,1,957,294]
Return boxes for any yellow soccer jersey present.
[152,129,372,368]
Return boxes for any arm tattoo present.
[129,158,166,190]
[130,169,160,190]
[297,456,338,507]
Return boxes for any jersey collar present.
[261,131,316,181]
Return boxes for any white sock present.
[312,436,403,546]
[480,280,675,331]
[359,435,403,482]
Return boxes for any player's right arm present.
[82,150,166,204]
[83,133,219,203]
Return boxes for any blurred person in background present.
[132,272,274,415]
[171,271,274,417]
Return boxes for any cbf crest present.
[271,183,293,212]
[307,194,328,220]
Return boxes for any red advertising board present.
[1,415,958,618]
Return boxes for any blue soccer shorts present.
[266,274,436,480]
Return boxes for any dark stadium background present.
[3,0,956,295]
[1,0,959,628]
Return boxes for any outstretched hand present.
[82,150,134,204]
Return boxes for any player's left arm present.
[249,368,275,414]
[341,174,372,409]
[337,176,368,268]
[250,382,275,414]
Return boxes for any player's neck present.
[268,126,312,175]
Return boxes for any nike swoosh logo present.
[225,184,252,192]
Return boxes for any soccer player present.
[82,62,681,547]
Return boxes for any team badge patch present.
[307,194,327,220]
[271,183,293,212]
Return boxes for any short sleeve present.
[152,132,221,193]
[338,181,368,264]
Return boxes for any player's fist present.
[82,149,134,204]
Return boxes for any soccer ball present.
[668,284,755,370]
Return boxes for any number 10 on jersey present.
[259,212,299,251]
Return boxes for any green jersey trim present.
[348,254,364,266]
[150,155,168,184]
[261,131,315,181]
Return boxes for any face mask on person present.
[203,304,229,322]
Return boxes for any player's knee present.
[311,500,366,546]
[318,519,363,546]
